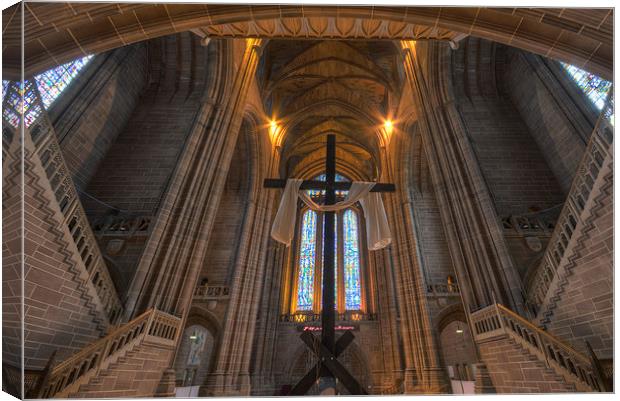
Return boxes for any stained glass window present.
[35,55,93,108]
[296,173,364,312]
[561,62,614,123]
[343,209,362,310]
[307,173,349,198]
[296,210,317,311]
[2,80,9,101]
[2,55,93,128]
[3,80,42,128]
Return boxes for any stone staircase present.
[525,99,613,323]
[470,303,606,393]
[35,308,181,398]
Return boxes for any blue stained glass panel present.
[307,173,349,198]
[343,209,362,310]
[296,210,317,311]
[3,80,43,128]
[3,108,19,127]
[35,55,93,108]
[561,62,613,124]
[2,80,9,101]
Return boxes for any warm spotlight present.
[384,120,393,130]
[269,119,280,146]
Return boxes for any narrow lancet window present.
[343,209,362,310]
[296,210,317,311]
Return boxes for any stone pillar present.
[381,149,450,393]
[125,38,265,319]
[399,40,525,315]
[124,38,266,395]
[201,134,278,396]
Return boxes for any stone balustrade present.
[279,311,377,323]
[29,117,123,325]
[525,100,614,314]
[92,213,152,236]
[39,308,181,398]
[193,285,231,299]
[500,206,561,236]
[470,303,604,392]
[426,282,460,296]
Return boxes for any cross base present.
[288,330,368,395]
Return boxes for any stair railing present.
[38,308,181,398]
[28,115,124,325]
[525,98,613,315]
[470,303,604,392]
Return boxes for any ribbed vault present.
[259,40,403,180]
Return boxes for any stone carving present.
[105,239,125,256]
[524,236,543,252]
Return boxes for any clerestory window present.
[2,55,93,128]
[560,62,613,123]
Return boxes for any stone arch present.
[435,303,467,334]
[12,6,611,80]
[435,304,477,388]
[173,305,223,387]
[173,322,217,387]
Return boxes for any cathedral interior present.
[1,2,615,398]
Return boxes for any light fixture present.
[189,335,197,340]
[382,119,394,145]
[456,326,464,334]
[269,119,280,146]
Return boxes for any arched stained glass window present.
[560,62,613,122]
[296,210,317,311]
[2,55,93,128]
[343,209,362,310]
[293,171,367,314]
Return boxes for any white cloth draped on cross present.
[270,178,392,250]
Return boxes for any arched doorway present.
[438,320,477,394]
[173,324,216,390]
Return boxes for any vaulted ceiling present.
[2,4,613,80]
[258,40,404,179]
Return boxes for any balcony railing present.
[500,205,561,236]
[193,285,231,300]
[280,311,377,323]
[427,282,460,296]
[92,213,152,236]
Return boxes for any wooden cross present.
[264,134,395,395]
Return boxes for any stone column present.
[124,39,265,320]
[380,144,450,394]
[201,133,279,396]
[400,40,525,314]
